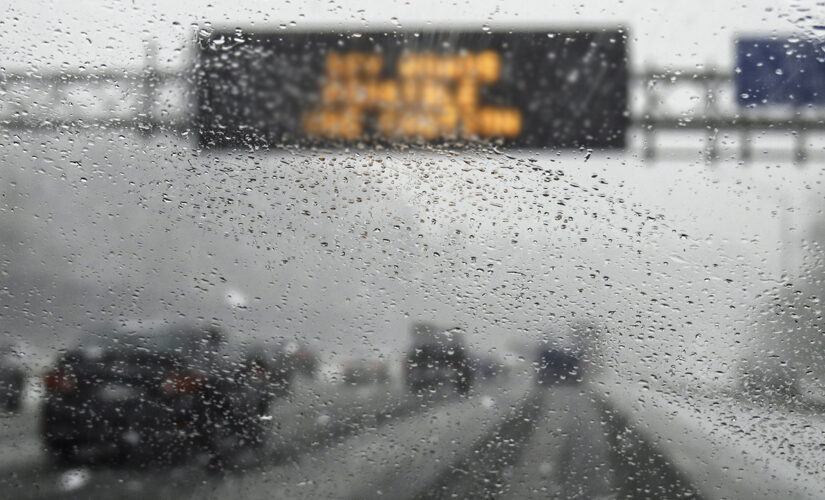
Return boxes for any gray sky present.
[0,0,807,71]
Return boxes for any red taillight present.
[160,372,205,397]
[44,369,77,395]
[250,363,268,380]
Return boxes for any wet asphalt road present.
[0,377,628,500]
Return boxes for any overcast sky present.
[0,0,811,72]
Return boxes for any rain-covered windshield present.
[3,1,825,499]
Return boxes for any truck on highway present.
[404,322,472,395]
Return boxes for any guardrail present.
[0,66,190,133]
[594,378,825,500]
[635,68,825,163]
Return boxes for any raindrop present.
[59,469,91,492]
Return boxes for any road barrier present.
[594,378,825,500]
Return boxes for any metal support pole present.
[704,76,719,164]
[643,71,658,161]
[740,126,751,162]
[794,129,807,164]
[705,128,718,164]
[140,41,158,135]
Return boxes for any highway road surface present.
[0,376,640,500]
[4,373,825,499]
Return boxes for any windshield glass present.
[2,1,825,499]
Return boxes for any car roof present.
[76,323,225,353]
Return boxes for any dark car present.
[405,342,473,394]
[0,343,25,412]
[472,355,509,383]
[41,323,270,464]
[404,323,472,394]
[536,347,582,385]
[342,360,390,385]
[243,342,296,414]
[288,343,320,378]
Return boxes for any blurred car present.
[472,355,509,383]
[535,346,582,385]
[0,343,25,412]
[41,323,271,464]
[404,322,472,394]
[286,342,320,378]
[342,360,390,385]
[244,342,296,413]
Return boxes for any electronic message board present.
[196,29,628,149]
[736,37,825,107]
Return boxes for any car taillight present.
[44,369,77,395]
[160,371,205,397]
[250,363,268,380]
